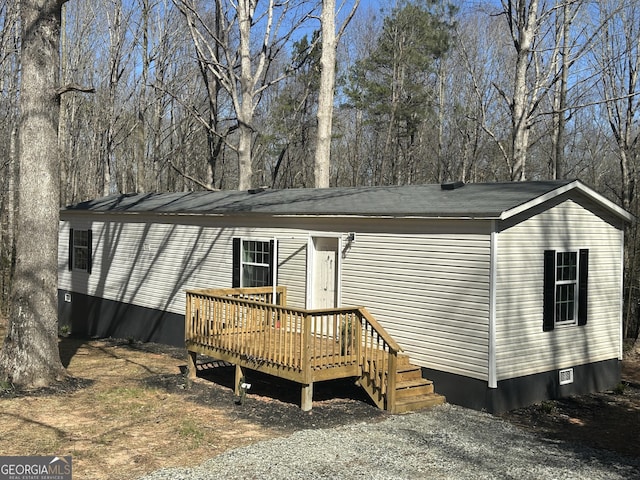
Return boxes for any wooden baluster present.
[295,313,301,369]
[277,309,283,364]
[335,313,340,364]
[261,304,267,361]
[185,293,191,346]
[286,311,292,367]
[242,301,249,357]
[228,299,235,352]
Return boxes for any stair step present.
[358,354,446,414]
[395,378,434,398]
[392,393,446,414]
[395,365,423,382]
[396,354,412,367]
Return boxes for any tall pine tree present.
[346,0,453,184]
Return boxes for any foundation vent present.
[559,368,574,385]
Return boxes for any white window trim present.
[238,237,277,290]
[72,229,90,272]
[552,249,581,327]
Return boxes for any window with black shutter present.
[543,249,588,331]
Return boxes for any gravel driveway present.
[139,403,640,480]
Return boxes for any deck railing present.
[185,287,402,410]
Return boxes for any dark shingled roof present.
[64,180,597,220]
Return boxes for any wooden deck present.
[185,287,445,412]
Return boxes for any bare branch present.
[56,84,96,95]
[168,160,220,191]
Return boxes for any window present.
[232,238,276,287]
[555,252,577,323]
[68,229,92,273]
[543,249,588,331]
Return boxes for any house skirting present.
[58,290,184,347]
[422,359,621,413]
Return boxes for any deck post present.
[300,312,313,410]
[234,364,245,396]
[186,350,197,380]
[385,351,398,412]
[355,312,363,374]
[301,383,313,411]
[301,312,312,381]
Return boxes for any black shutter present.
[269,239,276,286]
[578,249,589,326]
[68,229,74,271]
[87,229,93,274]
[543,250,556,331]
[232,238,241,287]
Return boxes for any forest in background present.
[1,0,640,340]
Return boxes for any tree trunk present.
[509,0,538,182]
[0,0,67,388]
[137,0,150,194]
[436,58,446,183]
[58,2,69,204]
[237,0,254,191]
[314,0,337,188]
[550,0,570,180]
[104,0,124,196]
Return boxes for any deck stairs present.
[185,286,446,414]
[359,353,446,414]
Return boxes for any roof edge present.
[500,179,634,223]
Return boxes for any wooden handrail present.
[187,286,287,306]
[186,287,404,411]
[357,307,403,354]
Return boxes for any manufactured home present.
[58,180,632,413]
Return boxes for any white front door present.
[310,236,339,309]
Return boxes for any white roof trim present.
[500,180,634,222]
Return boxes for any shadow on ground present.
[143,359,387,433]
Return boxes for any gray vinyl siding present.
[60,197,624,386]
[495,199,622,380]
[59,215,309,316]
[340,227,492,381]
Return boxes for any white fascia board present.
[619,228,625,360]
[500,180,634,223]
[488,220,497,389]
[271,214,500,221]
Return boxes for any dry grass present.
[0,317,384,479]
[0,335,281,479]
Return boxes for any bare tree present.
[0,0,68,388]
[494,1,613,181]
[501,0,541,181]
[58,1,104,203]
[174,0,313,190]
[438,12,506,182]
[0,0,20,309]
[587,0,640,351]
[592,0,639,212]
[314,0,359,188]
[102,0,130,195]
[549,0,575,179]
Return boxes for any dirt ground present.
[501,349,640,459]
[0,332,387,480]
[0,320,638,479]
